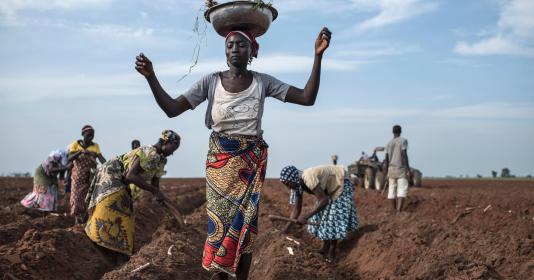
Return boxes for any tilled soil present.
[0,177,533,280]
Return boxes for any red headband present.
[225,30,259,58]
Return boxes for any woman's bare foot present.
[325,251,336,263]
[318,240,330,256]
[326,243,336,263]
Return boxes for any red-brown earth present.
[0,177,533,279]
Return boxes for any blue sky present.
[1,0,533,177]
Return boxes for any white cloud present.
[80,23,154,39]
[253,54,366,73]
[275,0,348,13]
[334,42,421,57]
[455,36,534,57]
[0,53,367,103]
[271,0,437,32]
[454,0,534,57]
[432,102,534,120]
[0,0,113,26]
[0,73,143,103]
[158,54,367,76]
[437,58,490,68]
[350,0,438,33]
[273,102,534,123]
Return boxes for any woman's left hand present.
[315,27,332,56]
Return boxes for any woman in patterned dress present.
[84,130,180,258]
[68,125,106,223]
[279,165,359,262]
[136,26,332,280]
[21,149,71,212]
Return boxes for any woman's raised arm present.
[135,53,192,118]
[285,27,331,106]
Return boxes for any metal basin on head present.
[204,1,278,37]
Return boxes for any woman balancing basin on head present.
[135,3,331,279]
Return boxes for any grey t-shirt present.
[386,137,408,179]
[181,71,290,136]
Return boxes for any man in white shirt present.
[384,125,410,212]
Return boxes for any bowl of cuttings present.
[204,0,278,37]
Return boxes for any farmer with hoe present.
[135,7,332,277]
[68,125,106,224]
[279,165,358,263]
[384,125,411,212]
[84,130,181,261]
[21,149,71,213]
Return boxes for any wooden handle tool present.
[268,215,320,226]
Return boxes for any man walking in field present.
[384,125,410,212]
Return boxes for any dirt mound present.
[250,230,359,280]
[0,178,32,208]
[0,226,114,280]
[102,217,210,280]
[0,214,74,247]
[0,177,533,279]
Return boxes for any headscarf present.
[160,130,180,145]
[225,30,259,58]
[280,165,303,205]
[43,148,69,176]
[82,125,94,134]
[49,149,69,167]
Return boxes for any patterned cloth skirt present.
[70,155,97,216]
[202,132,268,277]
[20,165,58,212]
[85,157,134,255]
[308,179,359,240]
[85,188,134,255]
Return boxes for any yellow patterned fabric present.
[121,146,166,201]
[68,140,102,155]
[121,146,166,182]
[129,183,143,201]
[85,188,134,255]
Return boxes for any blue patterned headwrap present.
[280,165,300,184]
[280,165,303,205]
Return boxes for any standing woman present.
[85,130,180,257]
[136,27,331,279]
[21,149,70,212]
[279,165,358,262]
[68,125,106,223]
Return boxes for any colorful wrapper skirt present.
[85,158,134,255]
[202,132,268,276]
[85,188,134,255]
[70,155,97,216]
[21,165,58,212]
[308,179,359,240]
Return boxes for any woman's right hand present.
[135,53,154,78]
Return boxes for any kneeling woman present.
[85,130,180,256]
[279,165,358,262]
